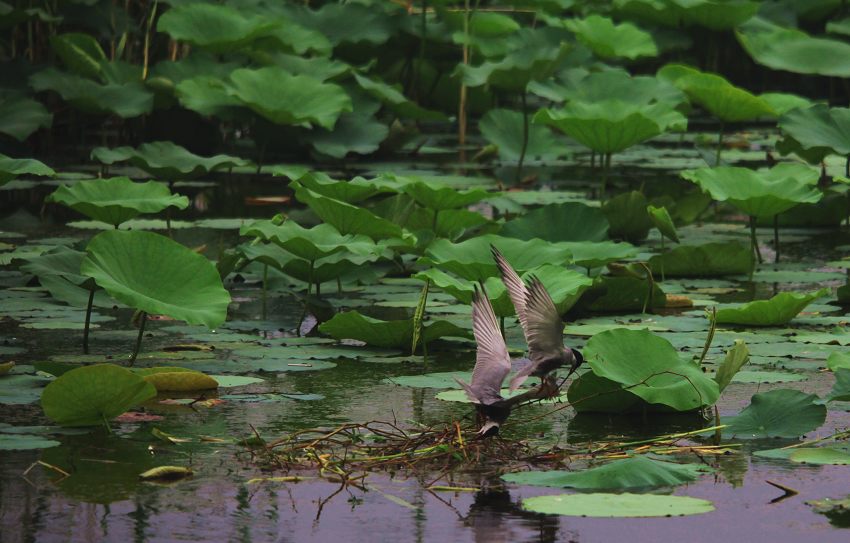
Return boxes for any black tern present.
[491,245,584,392]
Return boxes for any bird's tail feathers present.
[454,377,481,403]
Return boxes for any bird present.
[455,284,513,437]
[491,245,584,392]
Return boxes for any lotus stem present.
[773,215,780,263]
[515,90,529,184]
[599,153,612,201]
[458,0,469,151]
[83,286,95,354]
[749,216,763,264]
[129,311,147,366]
[715,122,724,165]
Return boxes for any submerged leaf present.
[521,493,714,517]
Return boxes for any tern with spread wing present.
[455,284,513,437]
[491,245,584,392]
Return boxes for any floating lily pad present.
[715,289,829,326]
[521,493,714,517]
[133,367,219,391]
[0,373,53,404]
[211,375,264,388]
[790,447,850,465]
[500,202,609,242]
[730,370,805,384]
[219,392,323,402]
[318,311,470,350]
[385,371,472,389]
[503,456,710,489]
[724,389,826,439]
[0,433,60,450]
[41,364,157,427]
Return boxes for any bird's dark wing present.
[466,284,511,404]
[523,275,564,361]
[491,245,530,336]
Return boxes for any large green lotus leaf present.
[282,2,399,46]
[790,447,850,465]
[581,329,719,411]
[240,219,379,261]
[30,68,153,118]
[458,27,572,91]
[46,177,189,226]
[567,370,642,412]
[81,230,230,328]
[49,32,106,80]
[384,371,472,389]
[522,493,714,517]
[174,75,244,118]
[292,184,407,241]
[503,456,710,489]
[564,15,657,60]
[21,245,92,287]
[414,269,514,316]
[680,164,822,218]
[151,54,243,84]
[91,141,248,179]
[501,202,610,242]
[0,154,54,185]
[353,73,446,121]
[724,389,826,439]
[778,104,850,159]
[648,242,753,277]
[658,63,774,122]
[737,17,850,78]
[306,109,388,159]
[559,242,637,269]
[0,93,52,141]
[400,179,493,211]
[421,235,572,282]
[157,3,278,52]
[828,352,850,372]
[760,92,814,116]
[715,289,829,326]
[227,67,351,129]
[318,311,471,349]
[41,364,156,427]
[478,108,569,163]
[552,69,686,109]
[535,100,685,154]
[614,0,754,29]
[292,172,397,204]
[602,191,653,242]
[244,243,378,285]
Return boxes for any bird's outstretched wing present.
[456,284,511,405]
[492,246,564,362]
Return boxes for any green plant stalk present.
[698,306,717,366]
[515,90,529,184]
[411,280,429,355]
[142,1,158,80]
[749,216,763,264]
[600,153,612,201]
[129,311,147,366]
[83,286,95,354]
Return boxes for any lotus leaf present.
[30,68,153,118]
[680,164,822,218]
[90,141,249,179]
[563,15,657,60]
[41,364,156,427]
[478,108,568,162]
[46,177,189,227]
[715,289,829,326]
[737,17,850,78]
[0,93,52,141]
[291,172,397,204]
[318,311,471,350]
[778,104,850,163]
[615,0,758,31]
[602,191,654,242]
[293,184,406,241]
[579,276,666,313]
[240,220,379,261]
[174,75,243,117]
[827,368,850,402]
[385,371,472,389]
[400,179,492,211]
[724,389,826,439]
[760,92,814,116]
[828,352,850,372]
[0,433,61,450]
[157,3,279,52]
[521,493,714,517]
[282,2,399,46]
[81,230,230,328]
[550,69,686,109]
[421,235,572,281]
[226,67,351,130]
[306,110,388,158]
[414,268,514,316]
[133,367,219,391]
[569,329,718,412]
[501,202,609,242]
[50,32,106,80]
[535,100,685,154]
[648,242,754,277]
[502,456,709,489]
[714,340,749,392]
[0,373,53,405]
[658,64,775,122]
[458,27,571,91]
[790,447,850,465]
[647,205,679,243]
[353,73,446,121]
[0,154,54,186]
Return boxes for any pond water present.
[3,129,850,542]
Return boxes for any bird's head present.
[566,348,584,378]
